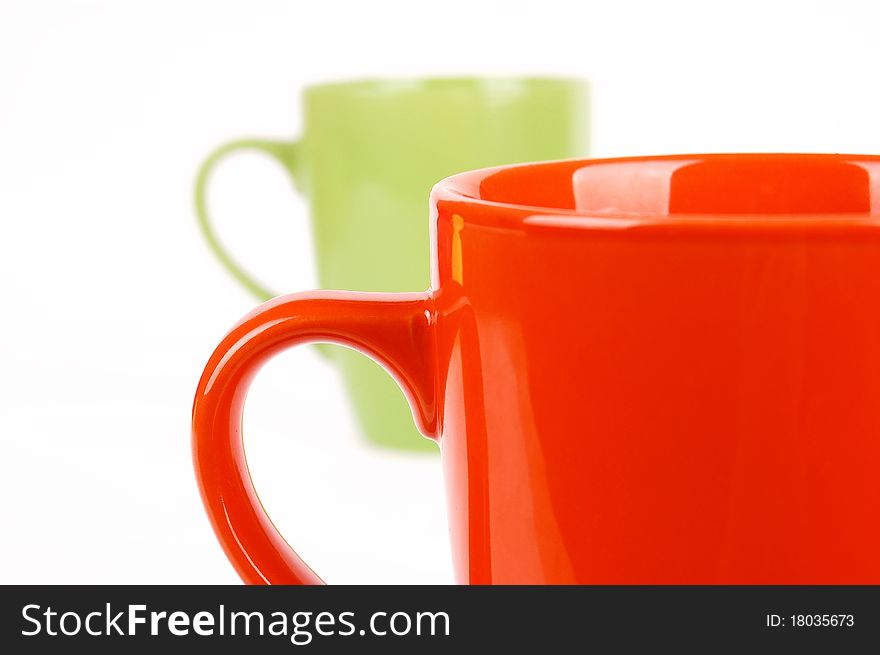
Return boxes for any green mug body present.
[195,77,590,450]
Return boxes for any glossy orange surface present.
[193,154,880,584]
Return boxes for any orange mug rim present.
[432,152,880,229]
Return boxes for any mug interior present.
[445,154,880,219]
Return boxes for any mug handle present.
[194,138,300,301]
[192,290,438,584]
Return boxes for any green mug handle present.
[194,138,300,301]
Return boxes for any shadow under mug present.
[194,154,880,584]
[194,77,590,451]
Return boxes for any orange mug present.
[193,154,880,584]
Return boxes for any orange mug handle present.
[192,291,438,584]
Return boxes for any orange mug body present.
[193,154,880,584]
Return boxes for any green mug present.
[194,77,590,450]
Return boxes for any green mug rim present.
[303,75,589,99]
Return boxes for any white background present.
[1,0,879,584]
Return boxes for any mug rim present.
[432,153,880,230]
[303,75,588,99]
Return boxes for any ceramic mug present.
[194,77,590,450]
[193,154,880,583]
